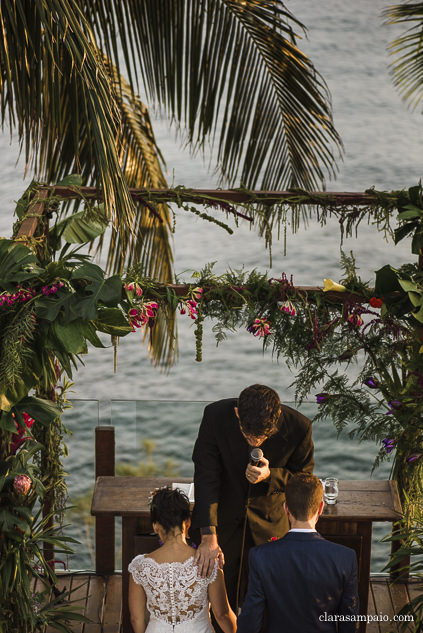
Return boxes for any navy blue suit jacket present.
[237,531,359,633]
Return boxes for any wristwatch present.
[200,526,216,535]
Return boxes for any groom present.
[237,473,359,633]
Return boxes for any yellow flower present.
[419,344,423,354]
[323,278,346,292]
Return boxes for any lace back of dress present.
[128,555,217,630]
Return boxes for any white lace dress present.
[128,554,218,633]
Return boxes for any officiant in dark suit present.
[191,384,314,624]
[237,473,359,633]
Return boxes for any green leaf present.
[411,229,423,254]
[408,184,422,206]
[82,322,106,348]
[0,508,17,530]
[375,265,403,296]
[14,506,34,524]
[52,320,88,355]
[98,275,123,306]
[394,222,417,244]
[93,307,132,336]
[55,174,83,187]
[0,240,42,287]
[412,303,423,323]
[55,208,109,244]
[0,411,17,432]
[0,374,39,412]
[398,205,423,220]
[408,291,423,308]
[34,293,71,321]
[71,262,105,283]
[69,264,122,320]
[13,396,61,426]
[398,279,419,293]
[374,265,413,318]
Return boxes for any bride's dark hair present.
[150,487,190,532]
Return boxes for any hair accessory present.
[148,485,169,505]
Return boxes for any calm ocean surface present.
[0,1,420,570]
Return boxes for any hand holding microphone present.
[249,447,264,466]
[246,448,270,484]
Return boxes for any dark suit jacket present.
[237,532,359,633]
[191,398,314,546]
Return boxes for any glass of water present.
[324,477,339,504]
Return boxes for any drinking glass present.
[324,477,339,504]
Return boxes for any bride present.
[128,487,237,633]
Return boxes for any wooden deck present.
[34,573,421,633]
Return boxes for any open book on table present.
[172,482,195,503]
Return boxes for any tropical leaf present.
[385,3,423,108]
[13,396,62,426]
[51,206,109,245]
[0,240,42,287]
[51,321,88,355]
[93,307,132,337]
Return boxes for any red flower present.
[10,412,35,454]
[369,297,383,308]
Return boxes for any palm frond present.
[0,0,135,244]
[102,60,177,367]
[384,3,423,109]
[73,0,343,190]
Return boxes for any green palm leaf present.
[0,0,135,243]
[73,0,342,190]
[100,59,177,367]
[385,3,423,109]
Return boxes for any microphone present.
[249,447,264,467]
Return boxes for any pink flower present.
[128,301,158,330]
[124,283,135,291]
[250,318,271,338]
[14,474,32,495]
[191,287,204,300]
[279,300,296,316]
[347,313,363,327]
[135,285,143,297]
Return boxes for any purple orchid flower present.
[406,452,422,463]
[385,400,402,415]
[382,438,395,454]
[316,393,329,404]
[364,378,378,389]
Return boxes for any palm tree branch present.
[70,0,343,191]
[384,3,423,108]
[0,0,135,240]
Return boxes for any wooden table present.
[91,478,402,633]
